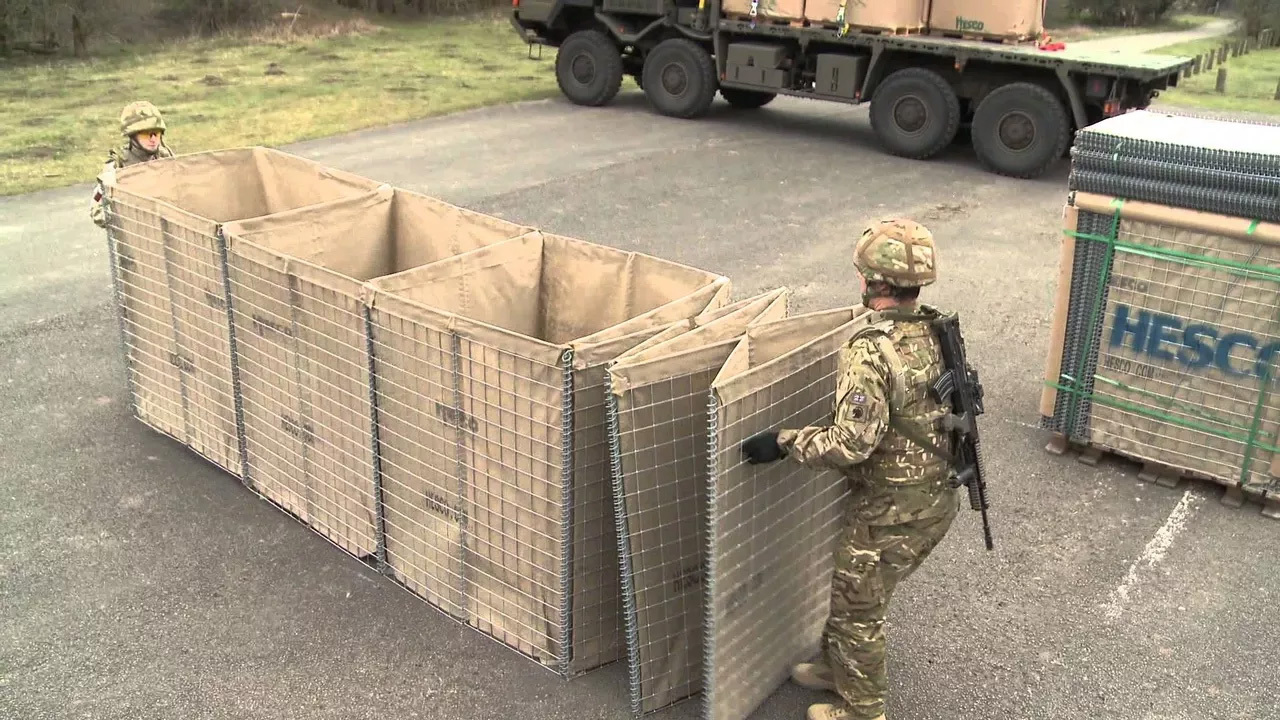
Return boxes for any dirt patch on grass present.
[0,146,58,161]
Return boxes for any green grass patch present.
[1151,36,1280,116]
[1047,13,1220,42]
[0,12,561,196]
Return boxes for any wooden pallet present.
[724,13,804,27]
[725,14,924,35]
[1044,432,1280,520]
[928,29,1038,45]
[811,21,925,36]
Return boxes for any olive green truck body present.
[509,0,1197,178]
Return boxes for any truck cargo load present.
[804,0,926,32]
[927,0,1045,41]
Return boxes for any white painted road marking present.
[1104,489,1203,621]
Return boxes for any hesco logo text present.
[1108,304,1280,379]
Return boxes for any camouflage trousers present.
[820,501,958,720]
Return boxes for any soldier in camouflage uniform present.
[90,101,175,228]
[740,218,961,720]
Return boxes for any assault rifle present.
[930,312,994,551]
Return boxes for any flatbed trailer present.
[510,0,1197,178]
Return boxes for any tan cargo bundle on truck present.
[926,0,1045,41]
[805,0,926,31]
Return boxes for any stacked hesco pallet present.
[1041,111,1280,516]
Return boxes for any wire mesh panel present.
[103,147,384,476]
[703,307,874,720]
[105,195,187,446]
[368,294,473,621]
[606,289,790,716]
[1041,204,1124,442]
[1048,192,1280,500]
[364,232,728,672]
[564,280,733,675]
[223,188,534,559]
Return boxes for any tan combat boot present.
[791,660,836,691]
[806,704,885,720]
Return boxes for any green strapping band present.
[1049,379,1280,456]
[1064,230,1280,282]
[1089,373,1244,429]
[1248,219,1260,235]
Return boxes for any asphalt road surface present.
[3,89,1278,720]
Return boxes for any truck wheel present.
[642,38,718,119]
[720,87,776,109]
[868,68,961,160]
[555,30,624,107]
[971,82,1070,179]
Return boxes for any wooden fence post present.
[1217,67,1228,94]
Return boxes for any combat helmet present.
[119,101,166,138]
[853,218,937,289]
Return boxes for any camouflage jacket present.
[776,304,960,525]
[91,142,174,227]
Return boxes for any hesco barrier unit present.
[703,308,875,720]
[102,145,925,699]
[363,232,730,673]
[1046,111,1280,516]
[606,288,790,716]
[220,187,535,561]
[103,148,384,477]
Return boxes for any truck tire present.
[971,82,1070,179]
[555,30,624,107]
[642,38,718,119]
[720,87,776,109]
[868,68,961,160]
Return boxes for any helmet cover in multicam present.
[119,101,166,138]
[853,218,937,289]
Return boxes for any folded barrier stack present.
[1043,110,1280,516]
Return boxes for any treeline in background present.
[4,0,1279,57]
[0,0,507,57]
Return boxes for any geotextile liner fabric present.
[703,307,875,720]
[606,288,790,716]
[1041,192,1280,501]
[102,147,384,476]
[363,232,730,672]
[1069,111,1280,223]
[220,186,534,560]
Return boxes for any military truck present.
[508,0,1196,179]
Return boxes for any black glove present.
[742,430,786,465]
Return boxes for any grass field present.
[0,8,1261,197]
[1151,34,1280,115]
[0,12,561,196]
